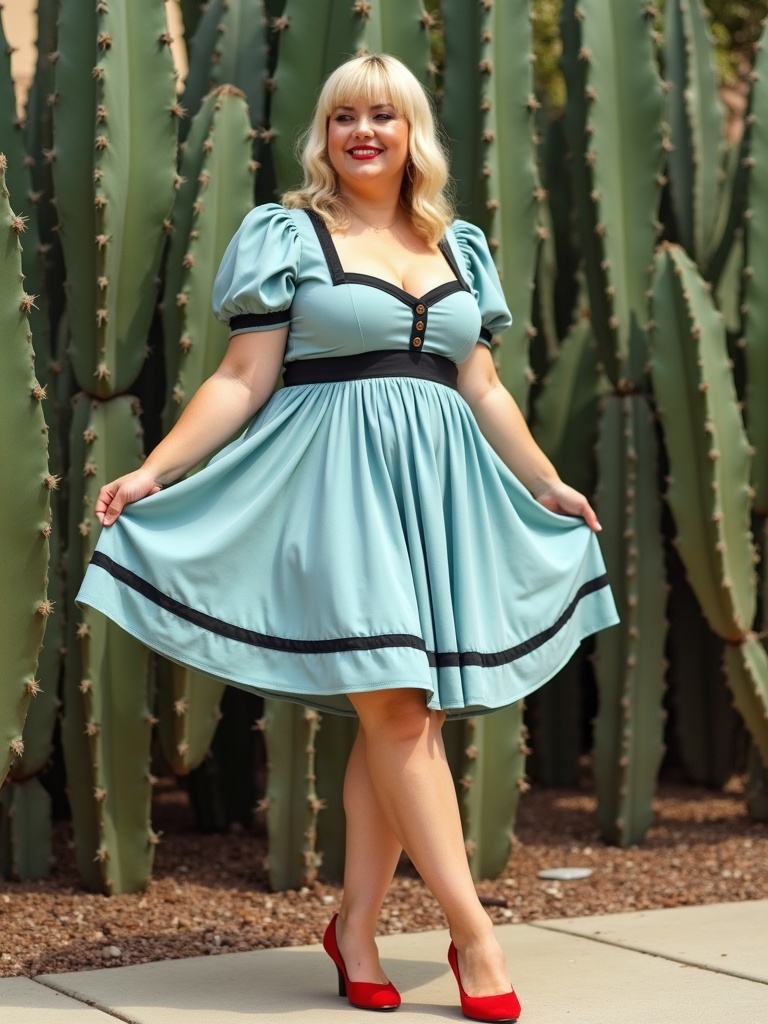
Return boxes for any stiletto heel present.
[447,942,521,1023]
[322,915,401,1012]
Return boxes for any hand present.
[533,480,602,533]
[95,468,163,526]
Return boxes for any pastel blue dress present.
[77,203,618,718]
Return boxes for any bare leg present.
[335,726,402,983]
[348,688,512,997]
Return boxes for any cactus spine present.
[0,156,52,791]
[593,396,667,846]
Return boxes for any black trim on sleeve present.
[89,551,611,670]
[479,326,493,344]
[230,311,291,332]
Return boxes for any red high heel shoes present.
[447,942,521,1023]
[322,915,401,1012]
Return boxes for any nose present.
[353,119,374,138]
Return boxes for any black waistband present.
[282,350,458,389]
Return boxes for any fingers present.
[537,484,602,532]
[94,472,162,526]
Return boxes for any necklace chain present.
[350,209,400,233]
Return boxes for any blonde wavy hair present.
[282,54,454,246]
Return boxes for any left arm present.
[457,344,601,532]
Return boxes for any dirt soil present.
[2,774,766,978]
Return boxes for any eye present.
[375,112,394,121]
[333,113,353,123]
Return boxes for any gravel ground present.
[2,772,766,978]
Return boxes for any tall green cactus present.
[314,714,358,882]
[419,0,545,408]
[459,706,528,880]
[181,0,268,137]
[665,0,725,268]
[666,547,741,788]
[561,0,666,388]
[53,0,178,398]
[261,701,321,890]
[440,0,488,228]
[0,7,50,389]
[62,395,155,894]
[741,19,768,515]
[0,156,52,790]
[593,395,667,846]
[651,244,755,639]
[651,243,768,765]
[164,86,255,430]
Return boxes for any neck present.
[340,183,403,226]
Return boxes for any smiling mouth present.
[348,147,382,157]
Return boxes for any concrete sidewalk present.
[2,900,767,1024]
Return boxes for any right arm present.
[96,326,288,525]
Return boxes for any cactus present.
[0,6,50,390]
[314,714,358,881]
[651,244,768,765]
[439,0,487,227]
[164,86,256,431]
[650,243,755,640]
[459,705,528,880]
[53,0,178,399]
[741,18,768,514]
[532,310,607,498]
[561,0,666,388]
[0,156,52,790]
[268,0,367,192]
[184,687,261,829]
[62,394,155,894]
[593,395,667,846]
[359,1,433,88]
[525,649,586,789]
[0,777,52,881]
[664,0,725,268]
[666,546,741,788]
[181,0,268,137]
[179,0,204,45]
[261,701,321,890]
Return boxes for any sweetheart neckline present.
[305,209,472,307]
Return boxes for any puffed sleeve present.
[212,202,301,335]
[451,219,513,348]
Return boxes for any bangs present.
[320,56,416,123]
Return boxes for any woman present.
[78,54,618,1022]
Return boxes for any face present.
[326,99,410,192]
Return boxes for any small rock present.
[543,887,564,899]
[537,867,593,881]
[102,946,122,959]
[321,894,335,905]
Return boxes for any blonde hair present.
[282,54,454,246]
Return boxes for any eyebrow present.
[335,103,394,111]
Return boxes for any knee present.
[352,688,434,746]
